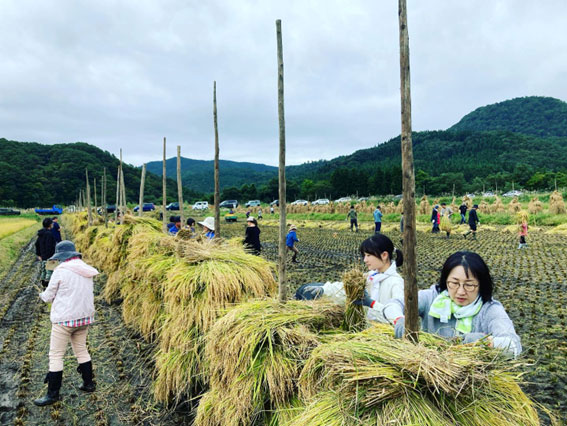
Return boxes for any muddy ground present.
[1,223,566,425]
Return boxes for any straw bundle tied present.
[341,267,367,332]
[549,190,566,214]
[283,324,539,426]
[67,213,278,403]
[194,299,344,426]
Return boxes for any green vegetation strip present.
[0,223,41,279]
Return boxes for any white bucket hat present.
[198,216,215,230]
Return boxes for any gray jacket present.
[392,285,522,357]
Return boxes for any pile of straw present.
[491,196,506,213]
[528,197,543,214]
[549,190,566,214]
[67,213,277,403]
[341,267,367,332]
[285,325,539,426]
[508,197,522,214]
[195,299,344,426]
[419,195,430,214]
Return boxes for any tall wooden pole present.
[103,168,108,227]
[86,169,93,226]
[399,0,418,342]
[162,137,167,233]
[276,20,288,303]
[176,147,185,226]
[94,178,98,213]
[115,166,120,222]
[213,81,220,238]
[139,164,146,217]
[119,150,126,225]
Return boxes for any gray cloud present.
[1,1,566,167]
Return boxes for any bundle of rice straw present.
[284,324,539,426]
[516,210,529,224]
[419,195,430,214]
[341,267,367,332]
[549,190,566,214]
[491,196,505,213]
[440,215,452,233]
[462,194,472,208]
[528,197,543,214]
[508,197,522,214]
[69,213,278,403]
[194,299,344,426]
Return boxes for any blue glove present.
[394,316,405,338]
[353,290,375,308]
[302,285,324,299]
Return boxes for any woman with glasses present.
[391,251,521,357]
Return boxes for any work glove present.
[353,290,375,308]
[394,316,405,338]
[302,285,324,299]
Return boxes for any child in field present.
[440,203,453,239]
[286,224,300,263]
[295,234,404,324]
[518,212,528,249]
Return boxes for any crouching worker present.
[391,251,521,358]
[34,241,99,406]
[295,234,404,324]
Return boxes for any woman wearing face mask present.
[295,234,404,324]
[392,251,521,357]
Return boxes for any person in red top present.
[518,218,528,249]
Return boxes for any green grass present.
[0,222,41,279]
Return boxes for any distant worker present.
[243,217,261,255]
[286,224,300,263]
[347,205,358,232]
[518,214,528,249]
[440,203,453,239]
[270,206,274,214]
[463,204,480,240]
[51,216,62,243]
[34,241,98,406]
[459,202,468,224]
[431,205,440,234]
[258,208,263,220]
[35,218,57,288]
[246,210,251,218]
[185,217,196,233]
[373,205,383,233]
[199,217,215,239]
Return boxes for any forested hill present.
[146,157,277,193]
[449,96,567,137]
[0,139,203,208]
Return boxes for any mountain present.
[145,158,277,194]
[449,96,567,137]
[0,139,204,208]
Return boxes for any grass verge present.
[0,222,41,278]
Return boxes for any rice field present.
[0,217,37,240]
[0,213,566,424]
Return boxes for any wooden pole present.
[120,164,126,224]
[162,137,167,233]
[398,0,418,342]
[103,168,108,227]
[86,169,93,226]
[213,81,220,238]
[115,166,120,222]
[94,178,98,213]
[177,147,185,226]
[139,164,146,217]
[276,19,288,303]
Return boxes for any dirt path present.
[0,239,187,426]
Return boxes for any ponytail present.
[393,248,403,267]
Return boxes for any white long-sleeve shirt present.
[321,262,404,323]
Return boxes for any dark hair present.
[186,218,195,226]
[376,205,381,209]
[52,216,58,220]
[359,234,403,267]
[437,251,493,303]
[441,202,446,206]
[169,216,176,223]
[42,218,53,228]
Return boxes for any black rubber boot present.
[77,361,96,392]
[34,371,62,406]
[41,280,49,288]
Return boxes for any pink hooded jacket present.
[40,259,99,324]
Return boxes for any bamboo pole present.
[103,168,108,227]
[94,178,97,213]
[78,190,83,211]
[86,169,92,226]
[120,163,126,224]
[213,81,220,238]
[162,137,167,233]
[176,147,185,226]
[398,0,418,342]
[276,19,288,303]
[115,166,120,222]
[139,164,146,217]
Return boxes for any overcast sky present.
[1,1,566,167]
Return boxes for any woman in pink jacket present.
[34,241,99,406]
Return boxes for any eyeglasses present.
[447,281,479,292]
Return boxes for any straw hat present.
[49,240,82,262]
[198,217,215,230]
